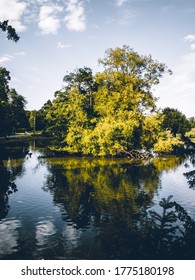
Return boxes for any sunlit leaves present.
[45,46,175,156]
[153,131,183,153]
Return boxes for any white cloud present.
[38,5,62,34]
[0,52,26,64]
[157,52,195,117]
[57,42,71,49]
[0,219,21,256]
[115,0,127,6]
[0,55,14,64]
[0,0,27,32]
[184,34,195,42]
[65,0,86,32]
[36,220,56,246]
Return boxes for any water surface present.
[0,140,195,259]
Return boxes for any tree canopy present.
[0,68,28,136]
[161,107,191,136]
[44,45,184,156]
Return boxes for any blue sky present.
[0,0,195,117]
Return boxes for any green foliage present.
[186,128,195,138]
[9,89,28,131]
[44,46,187,156]
[0,67,10,101]
[28,101,52,134]
[0,68,28,135]
[0,31,29,135]
[29,110,36,133]
[81,113,141,156]
[161,107,191,136]
[140,114,162,150]
[153,131,183,153]
[188,117,195,129]
[0,101,12,135]
[0,67,12,136]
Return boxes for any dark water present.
[0,140,195,260]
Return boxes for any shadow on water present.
[0,143,28,219]
[0,140,195,259]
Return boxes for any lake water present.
[0,140,195,260]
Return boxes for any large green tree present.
[45,46,174,156]
[97,45,171,113]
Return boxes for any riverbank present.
[0,133,53,144]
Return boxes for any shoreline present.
[0,134,53,144]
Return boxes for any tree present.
[29,110,37,134]
[0,20,20,42]
[0,68,12,136]
[97,45,171,113]
[87,46,171,155]
[0,67,10,101]
[45,46,172,156]
[62,66,97,114]
[28,100,52,133]
[0,20,21,135]
[0,68,28,135]
[189,117,195,129]
[46,67,97,142]
[161,107,191,136]
[9,89,28,132]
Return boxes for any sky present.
[0,0,195,117]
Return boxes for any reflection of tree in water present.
[43,158,161,227]
[0,161,17,219]
[0,144,27,219]
[41,156,195,259]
